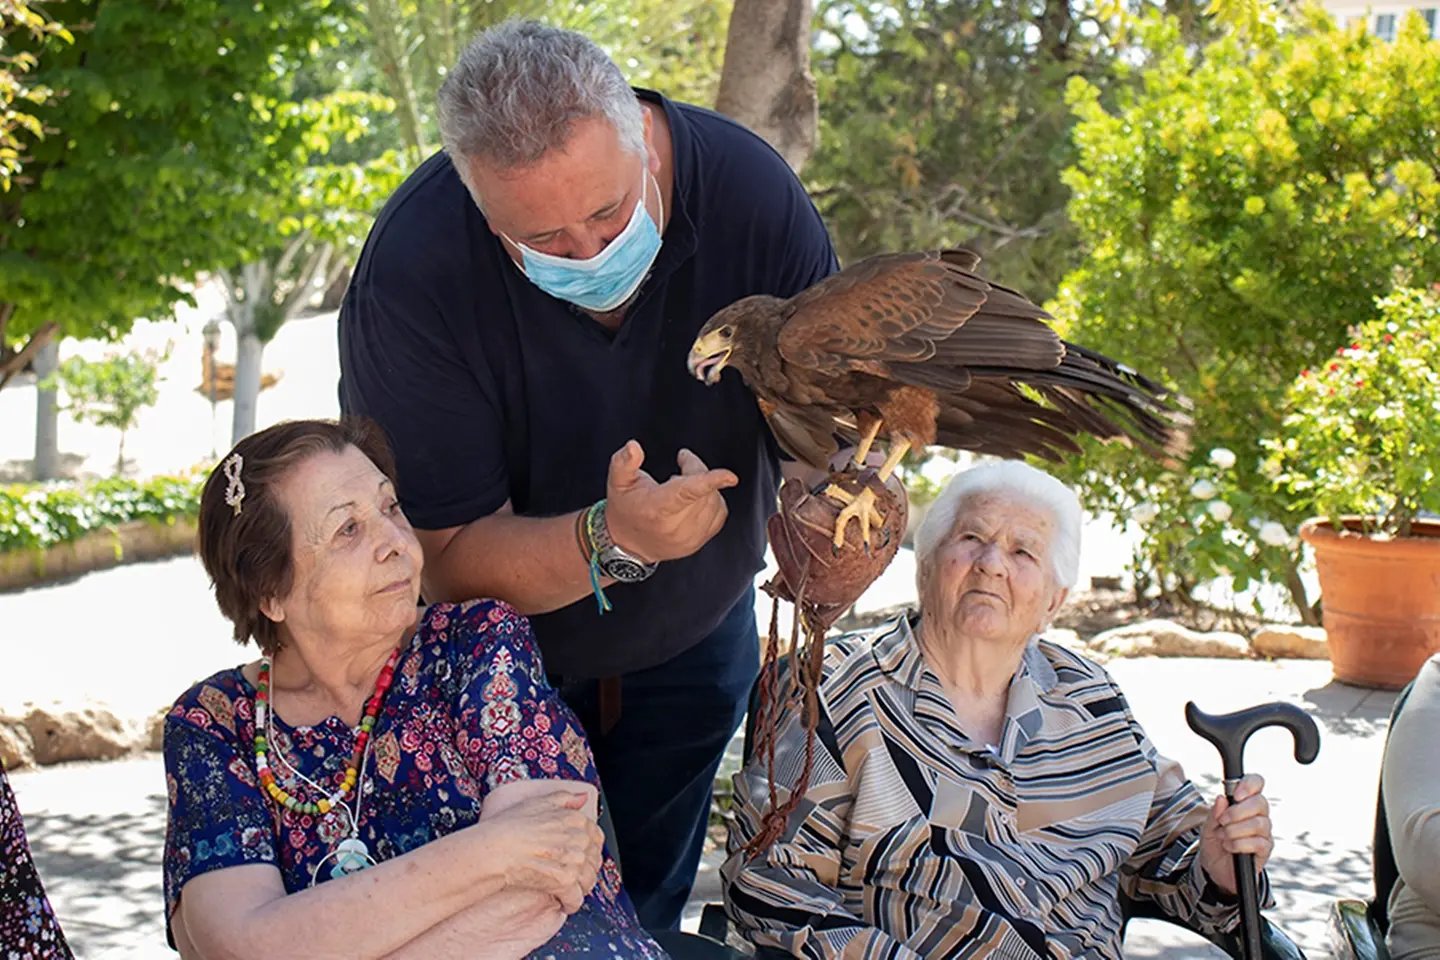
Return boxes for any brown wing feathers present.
[769,248,1186,463]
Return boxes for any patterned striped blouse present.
[720,615,1271,959]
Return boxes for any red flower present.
[1352,342,1361,350]
[1327,387,1336,395]
[1356,379,1366,387]
[1384,334,1395,343]
[1301,368,1310,377]
[1328,362,1340,372]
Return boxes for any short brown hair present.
[197,418,399,656]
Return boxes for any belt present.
[551,673,624,737]
[598,676,622,736]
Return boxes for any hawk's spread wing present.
[775,250,1066,392]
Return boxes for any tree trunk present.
[714,0,819,174]
[364,0,430,167]
[232,331,264,444]
[221,262,270,445]
[32,338,60,480]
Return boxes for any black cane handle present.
[1184,701,1321,781]
[1186,701,1320,960]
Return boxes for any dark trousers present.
[553,586,759,932]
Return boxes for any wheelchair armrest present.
[696,903,794,959]
[649,928,750,959]
[1329,899,1390,960]
[699,903,731,943]
[1123,895,1305,960]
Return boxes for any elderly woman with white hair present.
[720,459,1276,959]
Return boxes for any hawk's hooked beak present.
[687,333,732,386]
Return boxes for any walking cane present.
[1185,701,1320,960]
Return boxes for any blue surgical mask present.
[504,172,664,313]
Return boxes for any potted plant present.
[1266,287,1440,688]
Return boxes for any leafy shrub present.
[1266,288,1440,538]
[0,473,203,554]
[1047,10,1440,619]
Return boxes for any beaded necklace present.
[253,645,399,818]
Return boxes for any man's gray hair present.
[437,19,646,188]
[913,459,1083,590]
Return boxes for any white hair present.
[437,19,646,189]
[913,459,1083,590]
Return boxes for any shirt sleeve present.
[0,765,74,959]
[338,278,510,531]
[1383,658,1440,916]
[449,599,600,792]
[161,707,278,940]
[767,168,840,299]
[721,687,923,960]
[1113,680,1275,935]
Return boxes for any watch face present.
[602,556,651,583]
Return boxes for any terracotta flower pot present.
[1299,517,1440,689]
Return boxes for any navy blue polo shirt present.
[337,89,837,679]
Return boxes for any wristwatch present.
[589,500,658,583]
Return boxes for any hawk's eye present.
[720,327,734,339]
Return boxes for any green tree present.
[360,0,732,167]
[1048,9,1440,619]
[219,89,405,442]
[803,0,1217,298]
[0,0,340,391]
[0,0,69,190]
[42,346,166,474]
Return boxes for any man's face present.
[471,110,660,263]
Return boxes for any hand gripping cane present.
[1185,701,1320,960]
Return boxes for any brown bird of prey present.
[686,248,1187,551]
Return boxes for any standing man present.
[337,19,837,931]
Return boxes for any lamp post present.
[202,319,221,459]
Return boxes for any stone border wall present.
[0,519,197,592]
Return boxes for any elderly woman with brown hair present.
[162,418,667,959]
[721,459,1278,959]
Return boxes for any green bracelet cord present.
[584,501,613,615]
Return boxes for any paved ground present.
[10,654,1393,959]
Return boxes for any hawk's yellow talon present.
[826,486,885,551]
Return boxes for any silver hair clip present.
[223,453,246,515]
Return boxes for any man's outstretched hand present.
[603,440,738,563]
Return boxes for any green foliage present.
[221,88,406,344]
[1266,288,1440,539]
[803,0,1217,297]
[0,0,341,358]
[805,0,1089,295]
[1048,9,1440,615]
[41,346,167,473]
[0,471,202,553]
[0,0,70,189]
[360,0,731,166]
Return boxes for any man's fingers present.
[608,440,646,490]
[677,449,738,488]
[677,447,707,476]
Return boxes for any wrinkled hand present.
[1199,773,1274,896]
[480,790,604,914]
[604,440,738,563]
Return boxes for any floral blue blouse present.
[162,598,667,958]
[1,762,72,959]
